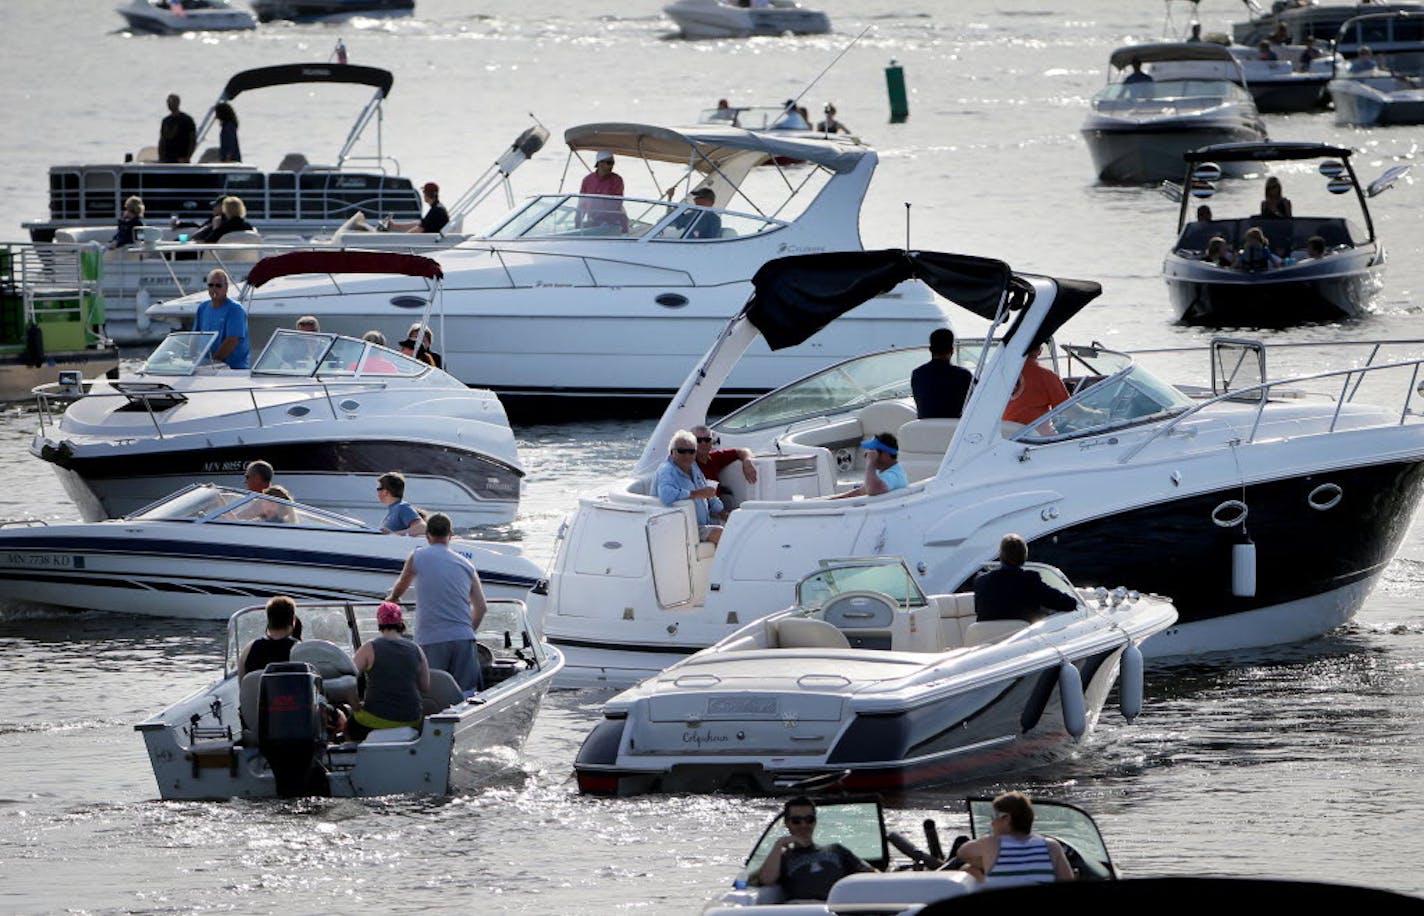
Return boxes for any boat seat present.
[363,726,420,743]
[858,400,917,443]
[932,593,978,650]
[897,418,958,482]
[775,617,852,650]
[198,146,223,163]
[421,668,465,716]
[53,228,115,246]
[277,152,310,172]
[211,230,263,261]
[135,145,159,163]
[291,640,359,709]
[239,670,264,746]
[963,619,1030,647]
[719,227,737,238]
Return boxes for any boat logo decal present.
[707,696,777,716]
[683,729,732,747]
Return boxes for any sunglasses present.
[207,282,227,288]
[674,448,697,455]
[376,486,387,493]
[786,815,817,825]
[695,436,715,444]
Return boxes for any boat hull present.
[664,2,830,39]
[1331,82,1424,126]
[1164,251,1383,327]
[250,0,414,22]
[1083,125,1267,183]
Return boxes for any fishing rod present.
[784,24,874,117]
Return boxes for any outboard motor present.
[257,662,329,797]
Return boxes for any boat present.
[1329,12,1424,125]
[0,483,541,620]
[664,0,830,40]
[1082,43,1268,183]
[31,251,523,527]
[1234,2,1424,62]
[1162,142,1398,327]
[145,123,951,402]
[116,0,257,34]
[26,64,424,244]
[536,248,1424,687]
[136,597,562,799]
[249,0,415,22]
[574,557,1174,795]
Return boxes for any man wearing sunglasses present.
[653,429,723,545]
[757,795,872,901]
[953,791,1074,885]
[194,268,250,370]
[690,425,757,521]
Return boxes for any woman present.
[260,485,297,524]
[348,602,430,741]
[1260,176,1292,218]
[215,102,241,163]
[109,196,144,249]
[955,791,1075,886]
[193,196,254,245]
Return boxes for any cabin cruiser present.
[0,484,541,620]
[537,248,1424,687]
[136,598,562,798]
[1082,43,1268,183]
[574,558,1175,795]
[116,0,257,34]
[1233,1,1424,48]
[1329,12,1424,125]
[664,0,830,40]
[32,253,522,527]
[146,123,950,401]
[249,0,414,22]
[1163,142,1398,326]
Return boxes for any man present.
[1002,344,1070,427]
[1123,57,1153,85]
[955,791,1075,886]
[576,150,628,233]
[194,269,250,369]
[972,534,1077,623]
[237,595,300,679]
[832,433,906,499]
[348,602,429,741]
[295,316,320,332]
[654,429,724,545]
[670,188,722,239]
[910,328,973,419]
[816,103,849,134]
[388,181,450,234]
[407,323,443,368]
[757,796,873,901]
[158,93,196,163]
[691,425,757,487]
[376,471,427,537]
[243,460,274,493]
[386,512,487,693]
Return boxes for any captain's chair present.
[291,640,359,709]
[775,616,851,650]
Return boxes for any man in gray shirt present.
[386,513,487,692]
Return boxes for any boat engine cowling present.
[257,662,329,798]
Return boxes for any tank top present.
[984,835,1056,886]
[361,636,424,725]
[240,635,297,678]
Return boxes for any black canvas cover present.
[220,64,394,102]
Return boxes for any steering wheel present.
[1053,838,1110,881]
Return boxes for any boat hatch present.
[112,381,187,411]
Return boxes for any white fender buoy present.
[1120,642,1144,724]
[1232,541,1257,597]
[135,288,151,331]
[1059,661,1086,741]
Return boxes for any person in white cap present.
[576,150,628,233]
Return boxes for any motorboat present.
[1329,12,1424,125]
[1154,42,1339,112]
[116,0,257,34]
[27,64,423,243]
[249,0,414,22]
[31,251,523,527]
[1082,43,1268,183]
[536,248,1424,687]
[136,598,562,798]
[1162,142,1399,327]
[664,0,831,40]
[0,484,542,620]
[573,557,1175,795]
[1232,2,1424,48]
[145,123,952,401]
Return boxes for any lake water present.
[1,0,1422,911]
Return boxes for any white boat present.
[664,0,830,40]
[1152,42,1339,112]
[116,0,257,34]
[0,484,541,620]
[136,598,562,799]
[31,250,522,527]
[1328,12,1424,125]
[536,248,1424,687]
[146,123,951,401]
[1162,142,1398,326]
[573,557,1174,795]
[1082,43,1268,183]
[1232,1,1424,49]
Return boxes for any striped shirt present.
[985,835,1056,886]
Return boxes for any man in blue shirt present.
[911,328,973,419]
[386,512,486,693]
[670,187,722,239]
[376,471,427,537]
[654,429,724,544]
[193,269,250,369]
[832,433,907,498]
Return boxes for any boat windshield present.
[204,493,369,529]
[129,485,248,521]
[1097,78,1244,102]
[967,798,1115,878]
[482,194,783,241]
[742,798,889,881]
[142,332,221,376]
[698,106,814,131]
[1018,358,1194,442]
[795,558,928,610]
[252,330,431,378]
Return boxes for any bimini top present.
[1109,42,1237,68]
[244,251,443,288]
[743,249,1102,352]
[1186,141,1355,163]
[563,122,868,174]
[218,63,395,102]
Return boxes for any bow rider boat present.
[144,122,949,401]
[537,249,1424,687]
[32,251,522,528]
[0,483,541,620]
[116,0,257,34]
[1328,12,1424,125]
[664,0,831,40]
[1083,43,1268,183]
[574,558,1175,796]
[137,598,562,799]
[1163,142,1398,327]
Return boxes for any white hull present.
[117,1,257,33]
[664,0,830,38]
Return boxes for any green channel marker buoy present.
[886,59,908,123]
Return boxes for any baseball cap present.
[860,435,898,456]
[595,150,614,163]
[377,601,404,626]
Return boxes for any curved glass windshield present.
[142,332,219,376]
[795,559,927,610]
[1096,78,1243,103]
[253,330,430,378]
[1020,363,1193,441]
[483,194,784,241]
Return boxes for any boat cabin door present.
[1211,337,1267,401]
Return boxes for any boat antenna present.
[786,25,874,116]
[904,201,911,250]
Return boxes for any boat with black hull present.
[250,0,414,22]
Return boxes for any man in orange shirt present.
[1003,344,1069,428]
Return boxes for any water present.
[2,0,1424,910]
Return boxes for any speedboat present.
[1162,142,1399,327]
[664,0,830,40]
[32,250,523,528]
[146,123,951,401]
[249,0,414,22]
[1082,43,1268,183]
[537,248,1424,687]
[136,598,562,799]
[1328,12,1424,125]
[116,0,257,34]
[0,484,541,620]
[573,557,1175,795]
